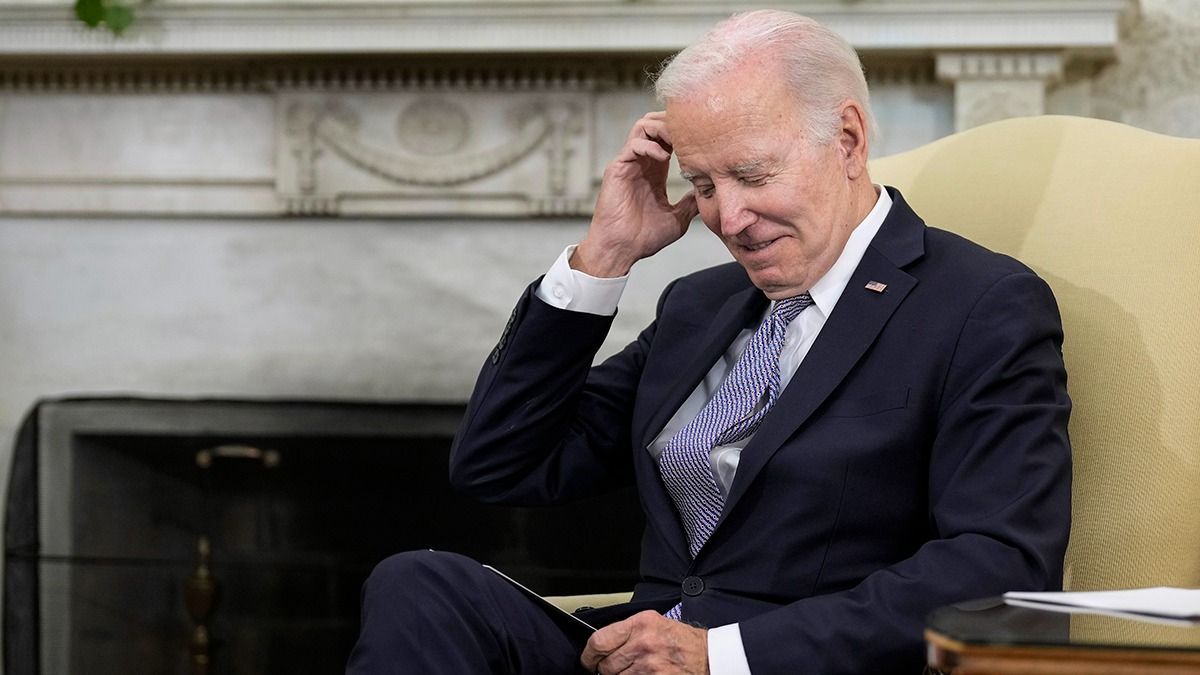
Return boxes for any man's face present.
[666,63,863,300]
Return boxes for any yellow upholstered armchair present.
[871,115,1200,594]
[549,115,1200,615]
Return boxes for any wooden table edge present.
[926,627,1200,674]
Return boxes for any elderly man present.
[347,9,1071,674]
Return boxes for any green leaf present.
[105,4,135,34]
[75,0,105,27]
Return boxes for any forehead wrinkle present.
[729,159,769,175]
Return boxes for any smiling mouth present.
[740,238,778,252]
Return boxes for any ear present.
[837,100,869,180]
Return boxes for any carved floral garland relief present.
[279,93,590,217]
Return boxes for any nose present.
[713,188,755,237]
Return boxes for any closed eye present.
[738,175,769,187]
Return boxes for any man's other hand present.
[581,610,711,675]
[572,112,700,278]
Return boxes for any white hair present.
[654,10,875,146]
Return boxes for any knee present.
[364,550,481,599]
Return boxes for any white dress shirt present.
[534,186,892,674]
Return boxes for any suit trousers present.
[346,550,595,675]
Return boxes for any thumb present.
[581,621,633,670]
[672,189,700,225]
[673,190,700,227]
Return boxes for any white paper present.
[1002,598,1198,627]
[1003,587,1200,621]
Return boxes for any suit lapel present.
[717,189,927,527]
[637,285,766,450]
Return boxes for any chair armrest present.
[544,591,633,613]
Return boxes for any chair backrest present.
[870,115,1200,592]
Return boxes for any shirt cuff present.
[534,245,628,316]
[707,623,752,675]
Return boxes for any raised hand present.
[572,112,700,278]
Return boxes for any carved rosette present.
[277,91,591,217]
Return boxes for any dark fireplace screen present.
[4,398,643,675]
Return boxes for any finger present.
[596,651,636,675]
[673,189,700,225]
[580,621,632,670]
[594,640,640,675]
[579,647,600,672]
[595,612,662,674]
[626,111,666,138]
[628,114,672,149]
[631,137,671,162]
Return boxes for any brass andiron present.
[187,444,275,672]
[185,536,220,675]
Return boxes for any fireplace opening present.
[5,398,643,675]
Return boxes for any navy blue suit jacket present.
[450,188,1072,673]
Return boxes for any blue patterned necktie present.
[659,293,813,620]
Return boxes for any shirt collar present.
[796,185,892,319]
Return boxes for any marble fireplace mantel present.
[0,0,1133,218]
[0,1,1130,57]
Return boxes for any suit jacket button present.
[682,576,704,597]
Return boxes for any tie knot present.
[770,293,813,325]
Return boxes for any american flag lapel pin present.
[865,281,887,293]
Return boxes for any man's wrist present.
[570,239,638,278]
[535,245,627,316]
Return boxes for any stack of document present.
[1004,587,1200,626]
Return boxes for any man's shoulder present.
[920,225,1036,282]
[902,224,1062,323]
